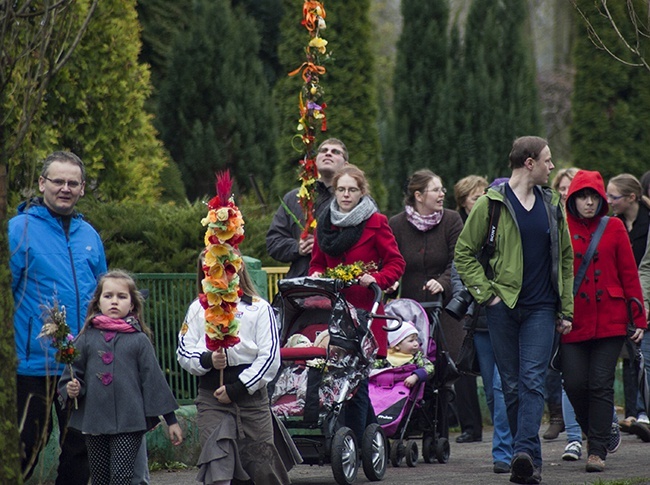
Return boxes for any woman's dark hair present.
[640,170,650,197]
[404,169,439,207]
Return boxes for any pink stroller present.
[369,298,451,466]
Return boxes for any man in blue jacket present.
[10,151,107,484]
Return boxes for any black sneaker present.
[630,421,650,442]
[607,421,621,453]
[494,461,511,474]
[510,453,534,484]
[527,467,542,484]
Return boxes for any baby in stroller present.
[373,321,434,388]
[369,298,451,467]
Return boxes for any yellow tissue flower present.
[309,37,328,54]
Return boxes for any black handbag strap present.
[573,216,609,296]
[466,310,480,331]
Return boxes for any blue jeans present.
[475,331,513,464]
[562,388,582,443]
[485,302,556,468]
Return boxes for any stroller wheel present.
[422,435,435,464]
[331,427,359,485]
[435,437,450,464]
[405,440,418,467]
[389,439,404,467]
[361,423,388,481]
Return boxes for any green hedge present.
[77,194,276,272]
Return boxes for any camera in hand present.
[445,287,474,320]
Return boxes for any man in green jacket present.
[455,136,574,484]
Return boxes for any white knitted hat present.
[387,321,418,348]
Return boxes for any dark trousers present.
[455,374,483,437]
[17,375,90,485]
[344,378,377,445]
[562,336,624,459]
[86,432,144,485]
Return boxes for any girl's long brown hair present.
[83,270,152,339]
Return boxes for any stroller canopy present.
[384,298,434,359]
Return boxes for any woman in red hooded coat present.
[561,169,647,473]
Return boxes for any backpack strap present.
[478,199,501,279]
[573,216,609,296]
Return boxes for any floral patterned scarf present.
[405,205,443,232]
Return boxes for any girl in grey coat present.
[59,270,183,485]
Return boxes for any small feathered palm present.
[38,299,79,408]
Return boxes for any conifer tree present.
[157,0,277,201]
[272,0,383,206]
[571,0,650,179]
[386,0,450,210]
[453,0,541,183]
[389,0,540,210]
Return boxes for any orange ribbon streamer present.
[288,62,327,83]
[302,1,326,32]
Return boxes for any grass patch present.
[148,461,190,472]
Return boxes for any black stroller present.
[270,277,390,484]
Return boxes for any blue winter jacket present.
[9,198,107,376]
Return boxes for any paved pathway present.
[150,428,650,485]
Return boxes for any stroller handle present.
[348,279,383,313]
[375,313,403,332]
[418,294,443,310]
[358,281,383,317]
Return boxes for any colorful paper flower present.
[38,301,79,365]
[200,172,245,352]
[288,0,330,238]
[309,36,328,54]
[38,299,82,408]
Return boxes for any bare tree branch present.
[1,0,99,161]
[571,0,650,72]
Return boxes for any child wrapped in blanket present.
[373,321,434,388]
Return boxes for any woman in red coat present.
[310,164,405,446]
[310,165,406,356]
[561,169,647,473]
